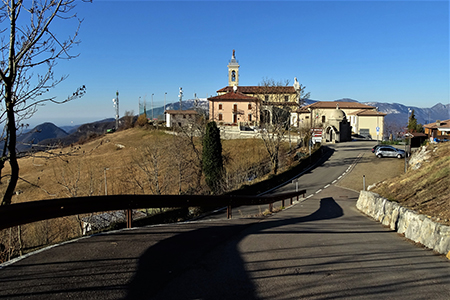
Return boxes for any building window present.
[305,116,309,119]
[183,115,186,119]
[218,103,223,110]
[218,113,223,121]
[322,116,326,123]
[231,70,236,82]
[233,104,238,112]
[285,95,289,102]
[265,95,269,102]
[248,103,252,110]
[248,114,252,122]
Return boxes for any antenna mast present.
[113,91,119,130]
[178,87,183,111]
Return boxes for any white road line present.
[338,176,343,180]
[332,180,337,184]
[315,189,322,194]
[324,184,330,189]
[306,194,313,199]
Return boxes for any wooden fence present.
[0,190,306,230]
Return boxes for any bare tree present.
[175,114,207,193]
[134,138,171,196]
[0,0,87,206]
[257,78,309,174]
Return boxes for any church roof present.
[208,91,258,101]
[348,109,387,116]
[217,86,296,94]
[228,50,239,66]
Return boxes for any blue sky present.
[28,0,449,127]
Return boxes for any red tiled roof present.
[304,101,376,110]
[348,109,386,116]
[165,110,198,115]
[410,132,428,137]
[262,102,299,106]
[217,86,296,94]
[208,91,259,101]
[423,119,450,129]
[295,107,310,113]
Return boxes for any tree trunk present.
[2,94,19,206]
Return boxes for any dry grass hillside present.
[1,127,287,203]
[370,142,450,225]
[1,126,296,261]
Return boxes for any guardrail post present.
[227,205,232,219]
[126,209,132,228]
[290,197,293,205]
[282,199,285,208]
[269,203,273,213]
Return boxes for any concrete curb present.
[357,191,450,260]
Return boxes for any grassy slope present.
[370,142,450,225]
[1,127,293,256]
[2,127,289,203]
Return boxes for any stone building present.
[292,101,386,141]
[165,110,198,128]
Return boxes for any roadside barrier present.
[0,190,306,230]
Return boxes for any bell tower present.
[227,49,239,87]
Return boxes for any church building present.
[208,50,301,126]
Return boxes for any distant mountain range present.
[3,98,448,154]
[143,98,209,120]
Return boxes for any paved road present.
[1,141,450,299]
[207,140,366,219]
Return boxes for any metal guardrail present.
[0,190,306,231]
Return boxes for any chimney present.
[436,120,441,126]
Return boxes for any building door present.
[233,114,237,124]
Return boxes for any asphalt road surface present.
[1,140,450,299]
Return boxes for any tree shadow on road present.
[124,197,343,299]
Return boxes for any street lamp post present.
[151,93,154,120]
[164,92,167,112]
[404,108,412,173]
[376,107,379,143]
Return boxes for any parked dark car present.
[375,147,406,159]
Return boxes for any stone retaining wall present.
[357,191,450,259]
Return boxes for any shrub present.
[136,114,149,127]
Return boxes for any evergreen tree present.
[202,122,224,194]
[407,109,423,133]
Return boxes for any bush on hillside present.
[136,114,149,127]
